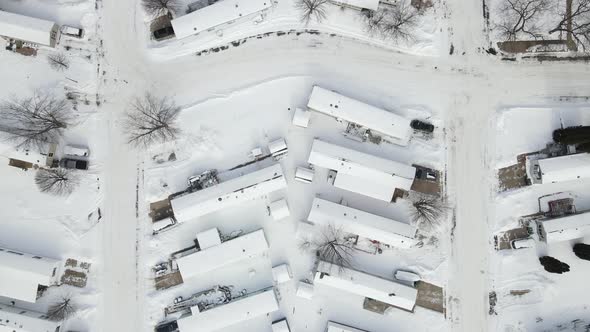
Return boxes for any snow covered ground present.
[490,106,590,332]
[145,0,445,60]
[141,76,448,332]
[1,0,590,331]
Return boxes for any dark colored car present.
[155,321,178,332]
[60,158,88,170]
[153,26,175,41]
[410,120,434,133]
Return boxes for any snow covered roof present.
[296,281,314,300]
[272,319,291,332]
[0,142,51,167]
[538,153,590,184]
[177,288,278,332]
[269,199,290,221]
[314,261,417,311]
[176,230,268,281]
[307,198,417,248]
[307,86,411,144]
[171,0,273,39]
[292,108,311,128]
[295,166,314,183]
[329,0,380,10]
[272,264,292,284]
[308,139,416,201]
[326,321,369,332]
[171,164,286,223]
[539,212,590,243]
[0,10,57,47]
[0,247,59,303]
[196,228,221,250]
[0,303,60,332]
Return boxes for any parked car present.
[64,144,90,157]
[394,270,421,286]
[61,25,84,39]
[61,158,88,170]
[155,321,178,332]
[511,238,535,249]
[410,119,435,133]
[153,26,175,41]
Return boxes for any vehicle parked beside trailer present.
[394,269,421,286]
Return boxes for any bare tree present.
[123,93,181,148]
[35,168,80,196]
[47,53,70,72]
[408,192,448,228]
[549,0,590,51]
[141,0,181,18]
[47,296,77,321]
[299,224,357,269]
[361,1,420,41]
[495,0,550,41]
[0,92,74,149]
[295,0,330,24]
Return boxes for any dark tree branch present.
[142,0,181,18]
[295,0,330,24]
[35,168,80,196]
[123,93,181,148]
[0,92,73,149]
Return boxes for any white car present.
[61,25,84,39]
[64,144,90,157]
[394,270,421,285]
[511,238,535,249]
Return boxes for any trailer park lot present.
[142,77,448,332]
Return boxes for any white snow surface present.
[3,0,590,331]
[0,10,56,46]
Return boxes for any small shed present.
[196,228,222,250]
[272,319,291,332]
[269,138,288,158]
[272,264,292,284]
[0,10,59,47]
[269,199,290,221]
[295,167,314,184]
[296,281,314,300]
[292,108,311,128]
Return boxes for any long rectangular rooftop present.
[314,261,417,312]
[172,0,273,39]
[307,86,411,145]
[171,163,286,223]
[308,139,415,202]
[308,197,416,248]
[176,229,269,281]
[177,288,278,332]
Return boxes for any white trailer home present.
[0,10,59,47]
[306,86,411,145]
[325,321,369,332]
[0,247,60,303]
[314,261,417,312]
[176,229,269,282]
[176,288,279,332]
[0,303,61,332]
[328,0,380,10]
[308,139,416,202]
[172,0,272,39]
[538,211,590,243]
[528,153,590,184]
[170,164,286,223]
[307,197,417,248]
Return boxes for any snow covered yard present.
[140,76,449,331]
[490,106,590,331]
[144,0,444,59]
[0,0,104,330]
